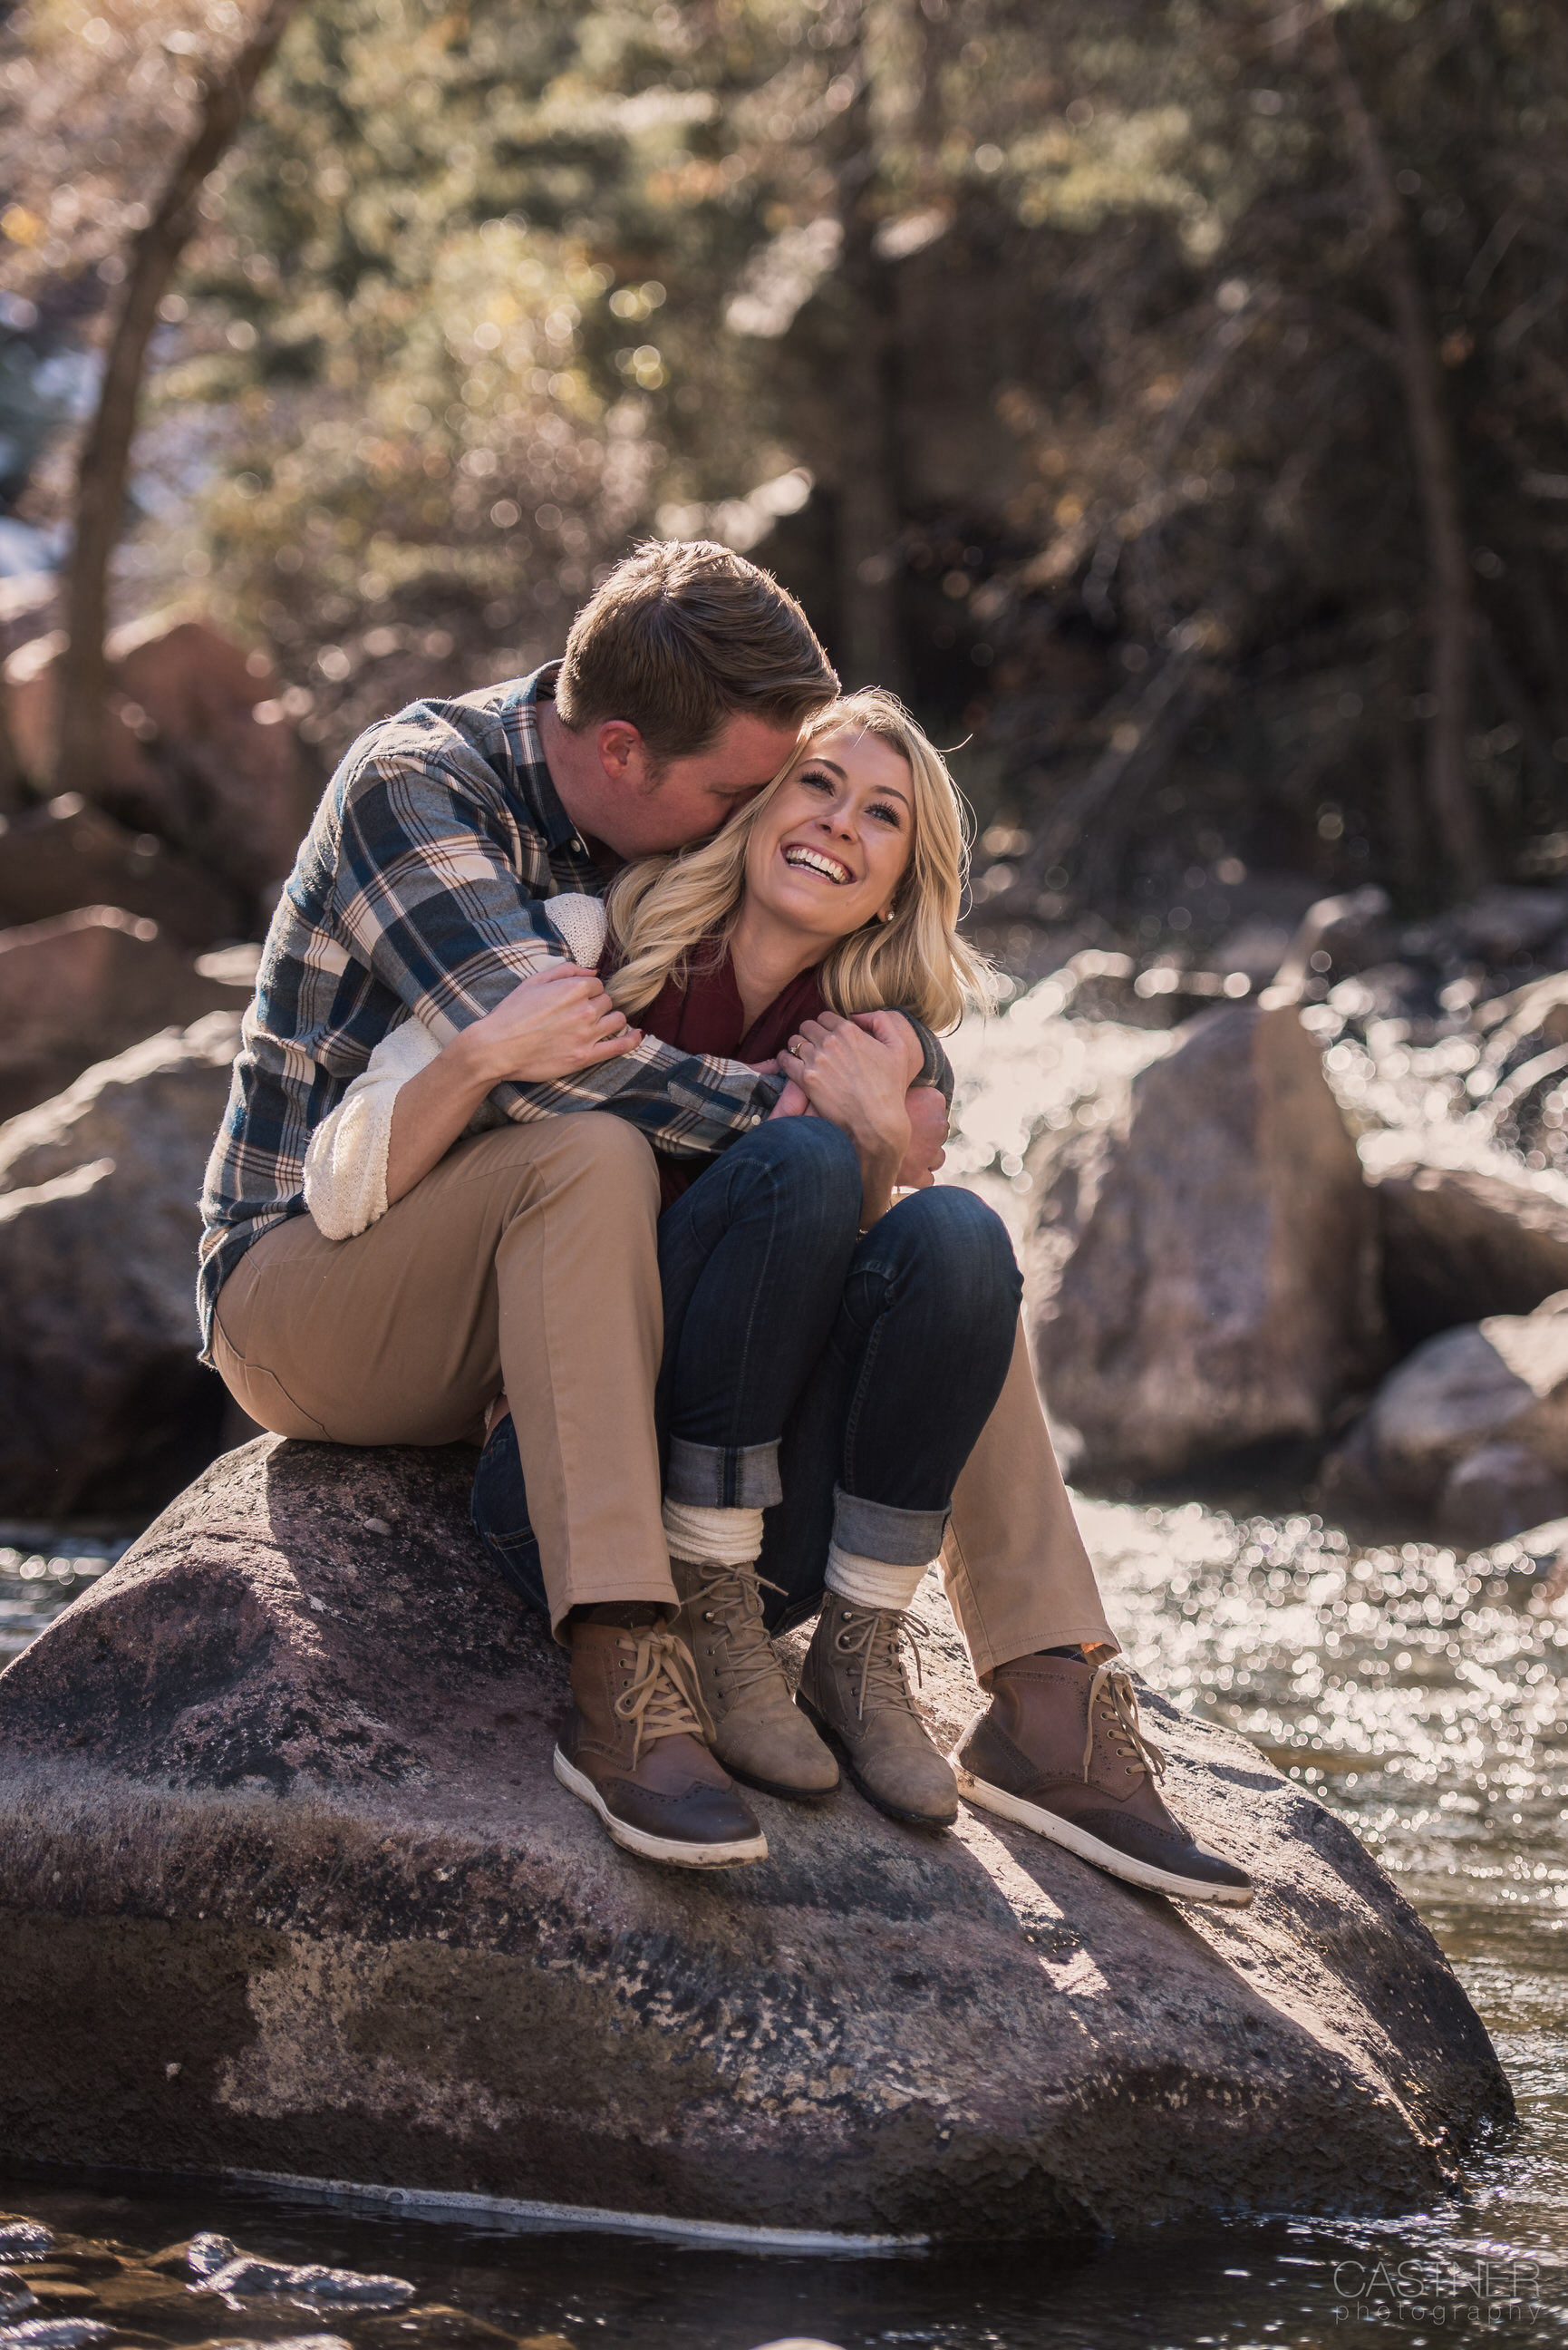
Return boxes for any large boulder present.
[1369,1158,1568,1347]
[0,905,252,1122]
[0,792,246,947]
[0,1012,238,1515]
[1323,1294,1568,1545]
[0,1438,1509,2239]
[1026,1002,1386,1482]
[4,614,311,899]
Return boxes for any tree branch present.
[53,0,300,795]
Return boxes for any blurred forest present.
[4,0,1568,966]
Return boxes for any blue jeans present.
[471,1119,1022,1629]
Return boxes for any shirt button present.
[571,836,585,852]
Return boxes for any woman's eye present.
[801,770,833,792]
[868,802,902,826]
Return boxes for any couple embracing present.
[199,539,1250,1905]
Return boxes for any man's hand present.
[897,1083,949,1190]
[750,1056,811,1120]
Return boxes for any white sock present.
[663,1499,764,1568]
[825,1544,935,1612]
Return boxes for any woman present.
[305,691,1024,1830]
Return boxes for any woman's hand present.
[781,1009,916,1223]
[457,964,642,1087]
[385,965,640,1209]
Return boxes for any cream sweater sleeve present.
[302,1017,440,1240]
[543,891,609,966]
[300,895,611,1241]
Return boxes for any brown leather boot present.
[555,1613,768,1868]
[797,1596,957,1829]
[671,1555,839,1801]
[952,1653,1253,1906]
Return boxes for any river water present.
[3,1481,1564,2350]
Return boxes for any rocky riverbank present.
[944,886,1568,1543]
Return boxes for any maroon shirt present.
[610,944,827,1211]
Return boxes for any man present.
[202,539,1249,1904]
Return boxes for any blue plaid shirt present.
[198,663,948,1354]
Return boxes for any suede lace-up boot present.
[953,1652,1253,1906]
[556,1615,768,1868]
[797,1596,957,1829]
[672,1554,839,1801]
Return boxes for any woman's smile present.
[781,841,857,886]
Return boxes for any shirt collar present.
[504,660,582,853]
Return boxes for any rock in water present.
[0,1013,238,1515]
[1027,1002,1386,1483]
[0,796,246,949]
[0,907,251,1122]
[0,1439,1508,2238]
[1437,1441,1568,1552]
[1324,1292,1568,1544]
[1370,1158,1568,1347]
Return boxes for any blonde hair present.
[603,688,993,1033]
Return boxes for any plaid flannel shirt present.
[198,662,950,1355]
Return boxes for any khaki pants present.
[211,1118,1115,1667]
[943,1318,1116,1674]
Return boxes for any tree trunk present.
[833,19,906,694]
[1383,721,1425,903]
[53,0,299,797]
[0,685,29,810]
[1318,12,1487,888]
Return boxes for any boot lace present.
[613,1627,714,1763]
[835,1605,928,1724]
[676,1559,789,1705]
[1083,1660,1166,1783]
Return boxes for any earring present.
[880,908,895,925]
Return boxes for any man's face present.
[594,710,808,859]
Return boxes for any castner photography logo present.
[1332,2257,1543,2326]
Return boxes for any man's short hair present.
[555,539,837,762]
